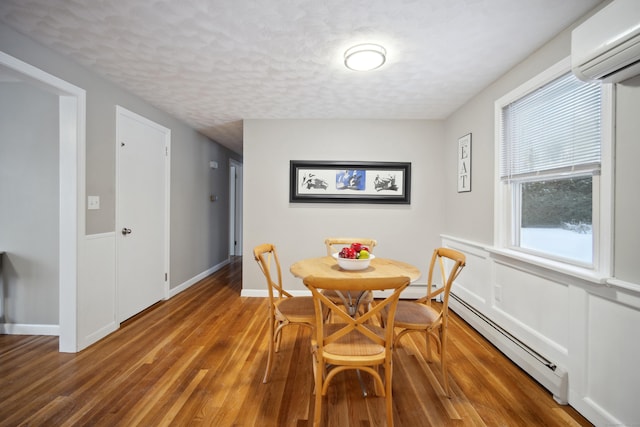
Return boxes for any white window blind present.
[500,72,602,180]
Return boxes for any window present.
[495,58,612,271]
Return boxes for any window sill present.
[485,247,609,286]
[606,278,640,293]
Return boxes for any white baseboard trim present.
[79,321,118,350]
[169,258,230,298]
[398,286,426,299]
[1,323,60,336]
[240,289,268,297]
[241,289,308,297]
[85,231,116,239]
[0,258,231,342]
[241,286,427,299]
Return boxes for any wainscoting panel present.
[77,232,117,351]
[577,290,640,426]
[441,235,640,426]
[493,260,569,361]
[443,239,490,308]
[443,236,569,404]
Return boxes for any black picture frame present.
[290,160,411,204]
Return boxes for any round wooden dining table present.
[290,255,421,282]
[290,256,421,316]
[290,255,421,397]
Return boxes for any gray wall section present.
[170,129,234,285]
[614,76,640,283]
[242,119,445,293]
[0,22,241,299]
[442,15,571,246]
[0,82,59,324]
[443,16,640,285]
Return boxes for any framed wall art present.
[457,133,472,192]
[290,161,411,204]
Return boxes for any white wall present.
[0,81,59,328]
[613,75,640,284]
[242,119,444,294]
[442,11,640,427]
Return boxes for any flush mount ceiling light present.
[344,43,386,71]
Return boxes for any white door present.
[116,106,170,323]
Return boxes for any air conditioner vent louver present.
[572,0,640,83]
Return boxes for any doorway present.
[229,159,243,257]
[0,51,85,352]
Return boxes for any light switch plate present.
[88,196,100,210]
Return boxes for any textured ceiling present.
[0,0,601,154]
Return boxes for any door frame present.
[115,105,171,320]
[0,51,86,352]
[229,158,243,256]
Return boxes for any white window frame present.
[493,57,614,281]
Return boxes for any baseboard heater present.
[450,293,569,404]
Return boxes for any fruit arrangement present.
[338,242,370,260]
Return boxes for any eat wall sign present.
[457,133,472,193]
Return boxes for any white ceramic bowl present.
[332,253,375,271]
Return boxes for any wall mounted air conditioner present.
[572,0,640,83]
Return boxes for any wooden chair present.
[323,237,378,315]
[382,247,465,397]
[253,243,315,383]
[303,275,410,427]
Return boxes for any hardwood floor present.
[0,257,592,426]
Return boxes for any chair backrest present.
[253,243,292,303]
[324,237,377,256]
[303,275,410,355]
[425,247,466,321]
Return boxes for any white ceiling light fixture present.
[344,43,387,71]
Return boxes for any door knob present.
[121,227,132,235]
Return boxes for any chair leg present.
[441,360,450,398]
[425,331,433,362]
[313,356,323,427]
[358,301,373,317]
[373,365,383,396]
[274,321,285,352]
[440,330,451,398]
[385,360,394,427]
[311,348,319,395]
[262,318,276,383]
